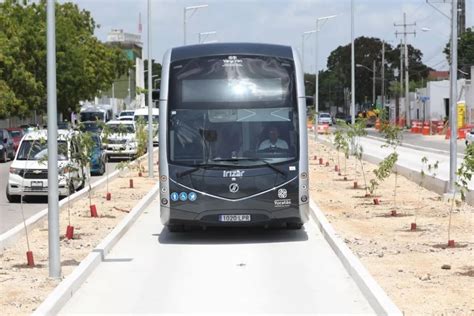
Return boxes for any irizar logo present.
[223,170,245,178]
[222,55,243,67]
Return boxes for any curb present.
[32,181,160,316]
[312,134,474,206]
[0,149,158,252]
[309,199,402,316]
[364,134,465,158]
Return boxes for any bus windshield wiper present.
[212,157,286,176]
[176,163,237,178]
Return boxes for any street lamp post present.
[183,4,208,45]
[355,63,376,106]
[198,31,216,43]
[147,0,153,178]
[314,15,337,139]
[301,30,316,72]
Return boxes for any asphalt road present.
[0,160,118,234]
[59,201,375,315]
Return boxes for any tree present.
[324,36,431,105]
[0,1,131,119]
[444,27,474,78]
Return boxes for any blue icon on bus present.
[188,192,197,201]
[170,192,179,201]
[179,192,188,201]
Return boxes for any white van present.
[133,107,159,146]
[6,130,87,202]
[103,120,138,159]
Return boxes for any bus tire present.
[167,224,184,233]
[287,222,303,230]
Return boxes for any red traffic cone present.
[26,251,35,267]
[319,158,323,165]
[448,240,455,248]
[106,192,111,201]
[66,225,74,239]
[410,223,417,231]
[90,204,98,217]
[391,210,397,216]
[373,198,380,205]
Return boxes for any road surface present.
[59,201,375,315]
[0,161,118,234]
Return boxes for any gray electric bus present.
[159,43,309,232]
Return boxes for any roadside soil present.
[0,152,158,315]
[309,138,473,315]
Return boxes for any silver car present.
[318,112,333,126]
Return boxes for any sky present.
[68,0,473,72]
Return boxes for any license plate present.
[219,215,251,222]
[31,181,43,188]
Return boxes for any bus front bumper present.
[160,204,309,228]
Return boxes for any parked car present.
[6,128,25,153]
[334,112,352,125]
[119,116,134,121]
[102,120,138,160]
[318,112,333,126]
[465,129,474,146]
[79,121,103,134]
[119,110,135,118]
[0,129,15,162]
[133,107,159,146]
[90,134,107,176]
[58,121,72,130]
[6,129,87,202]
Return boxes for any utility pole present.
[399,39,403,124]
[395,13,416,127]
[449,0,458,193]
[351,0,355,125]
[372,59,376,106]
[381,41,385,108]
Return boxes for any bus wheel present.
[287,223,303,230]
[167,224,184,233]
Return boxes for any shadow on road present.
[157,226,309,245]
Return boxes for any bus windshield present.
[168,54,298,167]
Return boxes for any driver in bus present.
[258,126,288,150]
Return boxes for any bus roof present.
[170,43,293,62]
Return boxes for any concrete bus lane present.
[59,201,375,315]
[0,161,118,234]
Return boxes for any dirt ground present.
[0,153,158,315]
[309,139,474,315]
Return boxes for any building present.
[98,29,145,112]
[415,66,474,124]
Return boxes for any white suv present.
[6,129,86,202]
[103,120,138,160]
